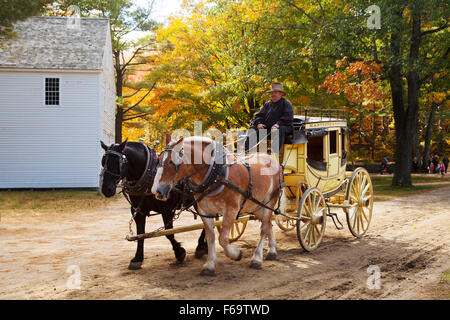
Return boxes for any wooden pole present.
[126,215,253,241]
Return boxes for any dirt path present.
[1,186,449,300]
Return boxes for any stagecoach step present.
[327,212,345,230]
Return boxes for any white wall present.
[0,70,102,188]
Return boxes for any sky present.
[123,0,183,40]
[135,0,184,24]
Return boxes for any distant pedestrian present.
[440,162,445,176]
[443,156,449,174]
[432,154,439,173]
[412,156,419,173]
[380,156,391,174]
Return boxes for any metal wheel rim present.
[345,168,373,238]
[275,213,297,231]
[216,220,247,243]
[296,188,327,251]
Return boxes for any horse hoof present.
[195,248,208,259]
[250,261,262,270]
[265,252,277,261]
[128,261,142,270]
[200,269,216,277]
[236,250,243,261]
[176,248,186,263]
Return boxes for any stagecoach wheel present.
[296,188,327,252]
[216,219,247,243]
[345,167,373,238]
[275,213,297,231]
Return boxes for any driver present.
[246,82,294,153]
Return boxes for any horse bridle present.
[101,149,129,182]
[158,145,184,175]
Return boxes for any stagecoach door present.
[327,129,339,177]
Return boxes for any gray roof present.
[0,16,110,70]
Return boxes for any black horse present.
[100,140,207,270]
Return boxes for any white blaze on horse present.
[151,136,283,276]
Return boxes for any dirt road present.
[1,186,449,300]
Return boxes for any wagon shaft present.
[126,215,253,241]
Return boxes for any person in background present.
[443,155,449,174]
[380,156,391,174]
[440,161,445,176]
[432,154,439,173]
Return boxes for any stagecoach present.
[126,107,373,253]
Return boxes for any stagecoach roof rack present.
[293,107,347,124]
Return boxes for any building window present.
[45,78,60,105]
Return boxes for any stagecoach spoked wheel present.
[296,188,327,252]
[216,219,247,243]
[345,167,373,238]
[275,213,297,231]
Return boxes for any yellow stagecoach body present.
[280,110,351,212]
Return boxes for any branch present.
[123,112,154,122]
[123,84,156,114]
[121,47,143,73]
[419,46,450,85]
[420,23,449,37]
[315,0,326,20]
[123,88,142,98]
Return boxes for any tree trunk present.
[114,50,123,143]
[437,104,444,155]
[391,7,421,187]
[372,104,376,161]
[358,104,363,153]
[389,26,409,186]
[421,102,437,172]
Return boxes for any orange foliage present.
[319,57,387,107]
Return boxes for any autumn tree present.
[0,0,53,38]
[53,0,158,143]
[319,57,389,160]
[274,0,449,186]
[151,0,344,132]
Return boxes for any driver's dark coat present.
[251,97,294,132]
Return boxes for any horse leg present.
[195,229,208,259]
[129,210,146,270]
[250,209,271,269]
[265,214,277,261]
[218,211,243,261]
[200,216,216,276]
[162,210,186,263]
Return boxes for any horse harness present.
[102,144,159,217]
[160,142,283,219]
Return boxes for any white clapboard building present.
[0,17,115,188]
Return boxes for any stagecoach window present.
[307,136,324,162]
[329,130,337,154]
[45,78,60,105]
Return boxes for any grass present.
[431,270,450,300]
[0,189,120,217]
[371,175,448,185]
[372,184,449,201]
[0,174,448,215]
[371,175,450,201]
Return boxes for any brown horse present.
[151,136,282,276]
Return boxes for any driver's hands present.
[271,124,280,131]
[257,124,266,129]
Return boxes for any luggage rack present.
[293,107,347,124]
